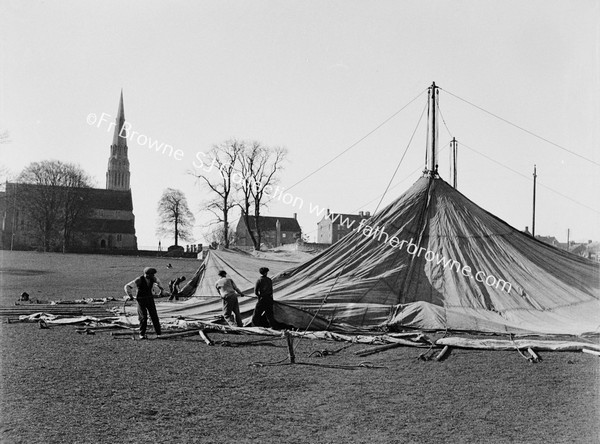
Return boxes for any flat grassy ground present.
[1,251,599,444]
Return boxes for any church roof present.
[86,188,133,211]
[241,215,301,232]
[83,218,136,234]
[4,183,133,212]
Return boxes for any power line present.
[441,88,600,167]
[460,142,600,214]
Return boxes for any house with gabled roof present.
[234,213,301,249]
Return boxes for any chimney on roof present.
[365,211,370,217]
[293,213,297,220]
[276,219,281,246]
[358,211,363,217]
[326,208,330,216]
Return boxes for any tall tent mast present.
[532,164,537,236]
[426,82,440,177]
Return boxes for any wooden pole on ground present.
[582,348,600,357]
[285,331,295,364]
[156,330,202,340]
[355,342,405,357]
[435,345,451,361]
[527,348,541,363]
[198,330,213,345]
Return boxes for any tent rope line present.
[321,99,429,330]
[288,105,427,344]
[373,97,429,213]
[247,105,430,366]
[440,87,600,168]
[280,88,428,196]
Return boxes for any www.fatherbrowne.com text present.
[354,219,513,294]
[195,150,513,294]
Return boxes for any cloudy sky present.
[2,0,598,248]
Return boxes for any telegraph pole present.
[451,137,458,188]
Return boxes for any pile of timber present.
[0,304,114,318]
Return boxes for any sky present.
[1,0,599,249]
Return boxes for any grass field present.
[1,250,599,444]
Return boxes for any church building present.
[1,92,138,251]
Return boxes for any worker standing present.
[124,267,163,339]
[215,270,245,327]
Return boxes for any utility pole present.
[451,137,458,188]
[566,229,570,252]
[532,165,537,237]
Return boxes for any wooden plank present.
[527,348,542,362]
[0,306,112,316]
[354,342,406,357]
[156,330,202,340]
[435,345,452,361]
[582,348,600,357]
[199,330,214,345]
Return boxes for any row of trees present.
[13,160,93,252]
[6,139,286,252]
[194,139,287,250]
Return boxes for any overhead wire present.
[440,87,600,168]
[249,91,431,368]
[459,142,600,214]
[436,90,599,215]
[287,93,430,359]
[282,88,428,195]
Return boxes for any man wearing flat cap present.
[124,267,163,339]
[215,270,245,327]
[252,267,279,329]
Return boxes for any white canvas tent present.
[152,177,599,336]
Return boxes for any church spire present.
[112,89,126,146]
[106,90,131,190]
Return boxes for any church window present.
[117,234,122,241]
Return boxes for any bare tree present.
[193,140,243,248]
[156,188,195,247]
[237,142,287,250]
[17,160,92,252]
[0,165,13,192]
[204,222,236,249]
[0,130,11,144]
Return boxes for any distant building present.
[317,210,370,244]
[234,213,301,249]
[571,241,600,262]
[535,235,560,248]
[0,92,137,251]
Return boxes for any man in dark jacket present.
[252,267,278,329]
[124,267,163,339]
[168,276,186,301]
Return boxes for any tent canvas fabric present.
[269,177,599,335]
[151,249,303,322]
[152,177,599,336]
